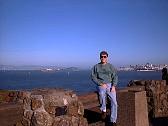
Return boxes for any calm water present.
[0,70,162,94]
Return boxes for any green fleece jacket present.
[91,63,118,86]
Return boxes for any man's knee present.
[99,91,106,96]
[111,100,118,107]
[113,101,118,107]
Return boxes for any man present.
[91,51,118,126]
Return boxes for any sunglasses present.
[100,56,107,58]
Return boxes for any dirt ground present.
[0,103,23,126]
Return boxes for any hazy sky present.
[0,0,168,68]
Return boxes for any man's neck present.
[100,62,107,65]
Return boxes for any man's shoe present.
[101,112,106,121]
[112,122,117,126]
[108,122,117,126]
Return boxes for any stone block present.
[117,90,149,126]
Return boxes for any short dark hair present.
[100,51,108,57]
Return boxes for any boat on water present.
[137,69,155,72]
[40,68,58,72]
[136,68,156,72]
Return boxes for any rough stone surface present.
[52,116,88,126]
[15,88,88,126]
[31,95,44,110]
[1,87,168,126]
[128,80,168,117]
[31,110,53,126]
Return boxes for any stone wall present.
[128,80,168,117]
[15,88,88,126]
[1,80,167,126]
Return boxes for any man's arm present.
[112,72,118,86]
[110,65,118,87]
[111,71,118,92]
[91,66,102,86]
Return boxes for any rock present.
[22,117,31,126]
[23,97,31,110]
[67,101,84,117]
[31,95,44,110]
[31,110,53,126]
[45,104,55,116]
[53,116,71,126]
[15,121,24,126]
[52,116,88,126]
[15,88,88,126]
[23,110,33,120]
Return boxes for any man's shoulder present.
[94,63,113,67]
[107,63,117,71]
[107,63,112,65]
[92,63,102,69]
[107,63,114,67]
[94,63,101,67]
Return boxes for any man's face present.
[100,54,108,64]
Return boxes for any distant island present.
[0,65,80,72]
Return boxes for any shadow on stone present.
[149,117,168,126]
[84,109,102,124]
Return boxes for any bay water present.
[0,70,162,94]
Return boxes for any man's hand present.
[101,83,107,89]
[111,86,116,92]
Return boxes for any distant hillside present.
[0,65,80,71]
[63,67,79,71]
[0,65,62,70]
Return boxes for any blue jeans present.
[98,83,117,123]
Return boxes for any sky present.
[0,0,168,68]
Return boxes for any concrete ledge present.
[117,90,149,126]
